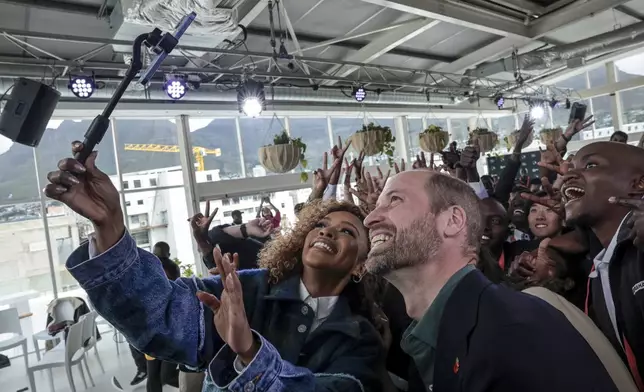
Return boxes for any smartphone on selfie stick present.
[73,12,196,164]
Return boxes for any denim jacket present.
[66,233,384,392]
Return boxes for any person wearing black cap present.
[231,209,243,225]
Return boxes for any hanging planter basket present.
[350,123,396,164]
[505,130,533,150]
[258,130,308,181]
[539,128,563,145]
[258,144,301,173]
[470,128,498,153]
[419,125,449,153]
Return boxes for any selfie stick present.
[74,12,197,164]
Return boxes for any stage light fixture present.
[164,76,187,100]
[494,95,504,109]
[549,98,559,108]
[69,74,96,99]
[530,104,545,119]
[353,86,366,102]
[565,98,571,109]
[237,79,266,117]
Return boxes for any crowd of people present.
[43,108,644,392]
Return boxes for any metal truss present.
[0,28,572,102]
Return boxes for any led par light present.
[164,75,188,100]
[530,104,545,119]
[69,74,96,99]
[353,86,366,102]
[494,95,504,109]
[237,79,266,117]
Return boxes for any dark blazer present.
[431,270,618,392]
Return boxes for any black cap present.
[231,210,243,217]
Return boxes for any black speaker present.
[0,78,60,147]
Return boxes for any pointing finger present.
[609,196,644,209]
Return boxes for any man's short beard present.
[366,217,443,276]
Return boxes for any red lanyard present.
[498,251,505,271]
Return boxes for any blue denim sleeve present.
[207,331,381,392]
[66,232,224,368]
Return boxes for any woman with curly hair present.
[63,182,388,392]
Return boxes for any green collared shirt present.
[401,265,476,389]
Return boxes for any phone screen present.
[569,102,587,124]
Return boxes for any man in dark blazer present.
[364,170,619,392]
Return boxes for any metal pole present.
[32,148,58,299]
[110,118,130,229]
[235,117,246,178]
[326,116,335,148]
[176,115,203,275]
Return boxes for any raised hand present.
[460,139,480,169]
[393,158,406,174]
[350,169,389,215]
[197,248,257,363]
[329,136,352,186]
[353,150,366,181]
[44,142,123,252]
[246,218,274,238]
[188,200,218,245]
[509,251,536,279]
[556,115,595,152]
[520,176,565,217]
[514,114,535,152]
[413,152,428,169]
[609,196,644,248]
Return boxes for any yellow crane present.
[124,144,222,171]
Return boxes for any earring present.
[352,274,363,283]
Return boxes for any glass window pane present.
[554,73,588,91]
[0,140,55,355]
[490,116,517,139]
[289,118,330,172]
[590,96,614,130]
[239,117,285,178]
[188,118,243,182]
[620,87,644,125]
[449,118,470,147]
[331,117,364,146]
[124,188,193,271]
[588,67,607,88]
[114,118,184,187]
[615,52,644,82]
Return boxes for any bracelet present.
[561,134,570,143]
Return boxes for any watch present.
[240,223,249,239]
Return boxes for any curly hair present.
[258,199,387,330]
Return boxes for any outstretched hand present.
[197,248,257,363]
[609,196,644,248]
[350,168,390,215]
[520,176,565,217]
[189,200,218,244]
[44,142,123,252]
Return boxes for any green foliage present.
[270,130,309,182]
[174,257,196,278]
[357,122,397,166]
[420,124,444,134]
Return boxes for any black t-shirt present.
[204,225,264,270]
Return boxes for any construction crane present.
[124,144,222,171]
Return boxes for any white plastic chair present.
[33,299,76,361]
[81,311,104,378]
[0,308,29,372]
[27,318,89,392]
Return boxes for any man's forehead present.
[383,171,431,193]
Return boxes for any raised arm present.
[44,143,224,368]
[68,232,223,368]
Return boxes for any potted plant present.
[469,128,498,152]
[539,127,563,145]
[504,129,533,150]
[350,122,396,165]
[419,125,449,153]
[258,130,308,181]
